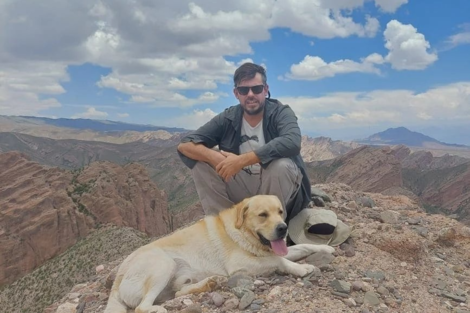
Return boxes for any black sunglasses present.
[236,85,265,95]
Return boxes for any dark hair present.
[233,62,267,87]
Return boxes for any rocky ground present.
[46,183,470,313]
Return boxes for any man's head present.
[233,62,270,116]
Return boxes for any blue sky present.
[1,0,470,143]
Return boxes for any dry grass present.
[0,225,150,313]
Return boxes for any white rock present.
[444,301,453,309]
[96,264,105,273]
[149,306,168,313]
[71,283,87,292]
[254,279,265,286]
[267,286,282,300]
[67,293,80,301]
[56,302,76,313]
[344,298,356,307]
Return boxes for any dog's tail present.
[103,291,127,313]
[104,273,127,313]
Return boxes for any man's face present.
[234,73,269,116]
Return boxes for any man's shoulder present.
[267,98,292,109]
[266,98,295,115]
[220,104,241,119]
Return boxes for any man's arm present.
[177,142,226,169]
[177,112,225,169]
[238,151,261,168]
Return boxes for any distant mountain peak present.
[374,127,437,142]
[357,127,467,148]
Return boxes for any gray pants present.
[191,158,302,219]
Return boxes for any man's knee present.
[192,161,216,178]
[265,158,298,176]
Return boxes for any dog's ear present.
[235,198,250,229]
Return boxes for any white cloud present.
[321,0,408,12]
[117,113,129,118]
[444,24,470,49]
[364,53,385,64]
[374,0,408,13]
[0,0,390,114]
[168,78,217,90]
[279,81,470,133]
[285,53,383,80]
[321,0,368,10]
[0,61,67,115]
[384,20,438,70]
[447,31,470,46]
[163,108,218,130]
[97,71,226,108]
[73,107,109,119]
[0,1,96,62]
[284,20,436,80]
[272,1,380,39]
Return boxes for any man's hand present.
[207,151,227,169]
[216,151,245,182]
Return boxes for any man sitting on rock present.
[177,62,311,224]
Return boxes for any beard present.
[242,99,265,116]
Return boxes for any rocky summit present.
[41,183,470,313]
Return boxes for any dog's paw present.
[293,263,316,277]
[207,278,218,290]
[208,276,228,290]
[320,245,335,254]
[174,290,185,298]
[149,305,168,313]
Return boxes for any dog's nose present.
[276,223,288,238]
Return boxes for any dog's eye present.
[258,212,268,218]
[279,210,283,215]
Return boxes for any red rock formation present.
[419,164,470,215]
[0,152,93,286]
[0,152,170,286]
[301,136,360,162]
[325,146,403,193]
[400,150,434,169]
[74,161,170,237]
[390,144,411,161]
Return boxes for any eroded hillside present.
[0,152,170,286]
[307,145,470,223]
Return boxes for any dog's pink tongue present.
[270,239,288,256]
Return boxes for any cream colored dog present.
[104,195,335,313]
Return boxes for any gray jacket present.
[178,98,311,222]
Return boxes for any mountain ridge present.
[357,126,469,148]
[0,115,187,133]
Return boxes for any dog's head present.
[234,195,288,256]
